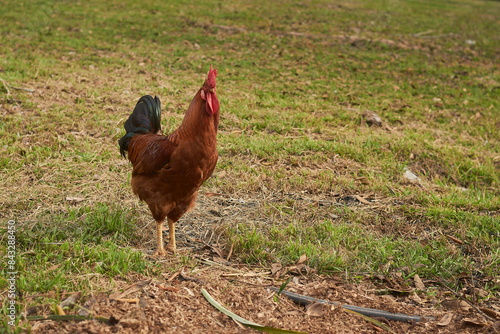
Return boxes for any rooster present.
[118,66,219,256]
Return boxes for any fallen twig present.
[9,85,34,93]
[0,78,34,94]
[221,277,274,287]
[167,270,181,282]
[417,33,457,39]
[412,30,434,37]
[446,234,464,244]
[226,242,234,261]
[114,298,139,303]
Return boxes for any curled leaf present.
[437,313,454,326]
[305,303,324,317]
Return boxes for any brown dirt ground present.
[23,244,500,334]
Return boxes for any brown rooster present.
[119,66,219,256]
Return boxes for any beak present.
[209,88,215,93]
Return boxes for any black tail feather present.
[118,95,161,158]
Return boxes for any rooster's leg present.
[166,218,176,253]
[153,220,167,257]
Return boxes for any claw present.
[166,243,176,254]
[153,248,167,257]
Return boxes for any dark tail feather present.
[118,95,161,158]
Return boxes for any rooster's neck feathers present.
[174,90,218,139]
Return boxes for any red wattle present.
[207,94,214,115]
[206,93,219,115]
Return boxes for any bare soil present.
[24,227,500,334]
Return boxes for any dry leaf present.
[297,254,307,265]
[413,274,425,290]
[462,318,488,327]
[441,299,459,310]
[211,246,224,257]
[437,313,454,326]
[60,293,80,308]
[381,295,396,303]
[205,192,224,197]
[473,288,488,298]
[403,168,423,186]
[356,177,370,185]
[445,234,464,245]
[271,263,282,275]
[441,299,471,311]
[289,264,309,275]
[479,308,499,319]
[183,287,195,297]
[120,318,141,329]
[354,195,371,205]
[65,196,85,202]
[362,110,383,127]
[77,296,96,317]
[459,301,472,312]
[212,256,231,265]
[305,303,324,317]
[285,310,301,316]
[157,284,179,292]
[139,296,148,308]
[410,292,423,305]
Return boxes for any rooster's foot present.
[153,249,167,257]
[166,244,176,254]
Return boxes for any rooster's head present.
[201,65,219,116]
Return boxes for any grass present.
[1,204,155,291]
[0,0,499,331]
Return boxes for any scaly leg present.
[153,220,167,257]
[166,218,176,253]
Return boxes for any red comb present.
[207,64,217,88]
